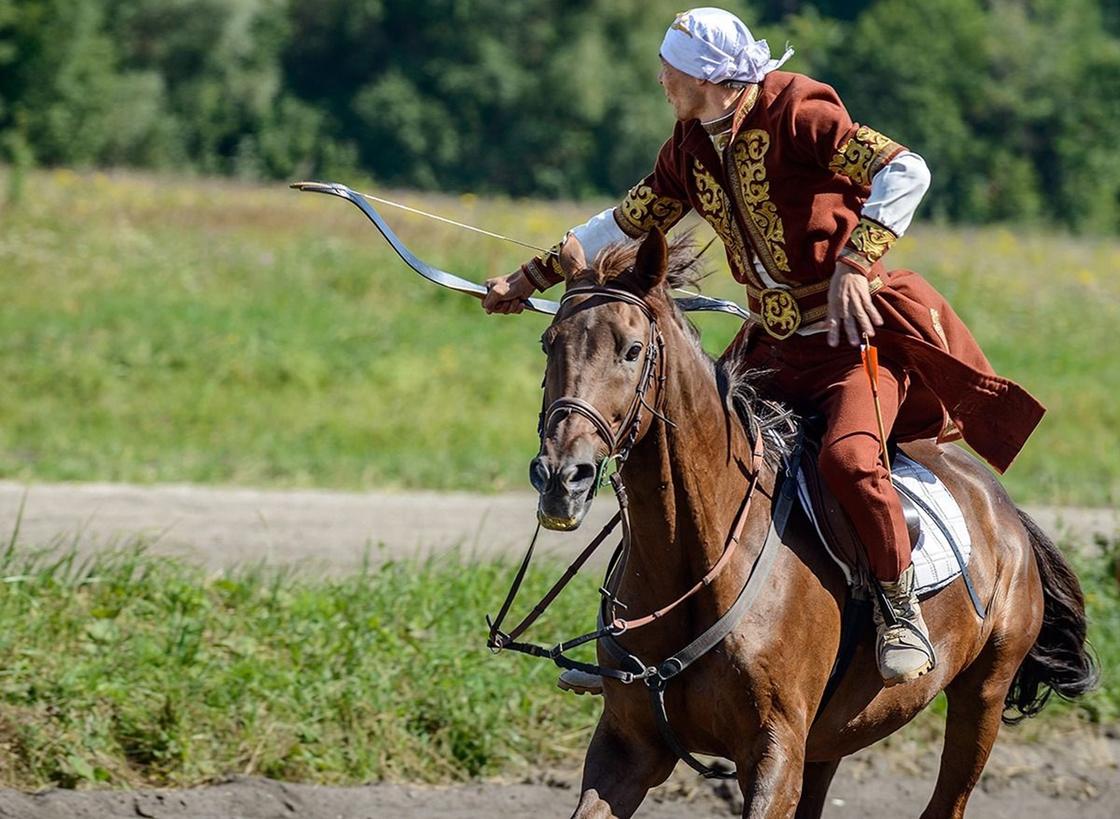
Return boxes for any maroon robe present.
[524,71,1044,474]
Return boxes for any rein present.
[487,283,784,778]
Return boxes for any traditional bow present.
[291,181,751,321]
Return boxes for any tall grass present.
[0,540,1114,790]
[0,544,601,789]
[0,168,1117,503]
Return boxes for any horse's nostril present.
[561,462,597,488]
[529,457,551,493]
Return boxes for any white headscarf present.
[660,7,794,84]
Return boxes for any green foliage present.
[837,0,1120,230]
[1073,535,1120,724]
[2,1,1119,229]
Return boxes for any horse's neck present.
[618,321,759,621]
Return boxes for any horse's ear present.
[558,234,590,281]
[634,228,668,293]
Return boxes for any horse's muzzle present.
[530,455,597,531]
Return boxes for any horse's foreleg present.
[737,722,807,819]
[794,758,841,819]
[571,717,676,819]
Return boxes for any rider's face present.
[657,57,705,121]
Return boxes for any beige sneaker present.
[557,669,604,695]
[873,564,936,686]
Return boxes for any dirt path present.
[0,480,1115,572]
[1,731,1115,817]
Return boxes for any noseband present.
[539,285,671,481]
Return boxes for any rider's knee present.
[817,436,878,491]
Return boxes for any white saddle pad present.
[795,452,972,596]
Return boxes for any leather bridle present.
[486,282,788,781]
[538,285,671,483]
[290,179,792,782]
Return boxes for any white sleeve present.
[862,150,931,236]
[569,208,630,263]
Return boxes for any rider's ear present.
[633,228,668,293]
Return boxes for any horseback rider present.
[483,7,1044,687]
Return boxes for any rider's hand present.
[483,268,536,314]
[827,263,883,347]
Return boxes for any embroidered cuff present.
[828,126,906,187]
[613,183,687,238]
[523,241,565,291]
[839,216,898,277]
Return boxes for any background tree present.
[1,0,1117,231]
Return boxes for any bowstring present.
[358,190,726,301]
[352,189,549,253]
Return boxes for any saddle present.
[793,417,982,609]
[790,421,984,715]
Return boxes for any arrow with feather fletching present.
[291,181,751,321]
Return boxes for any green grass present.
[0,168,1118,503]
[0,544,601,789]
[0,540,1114,790]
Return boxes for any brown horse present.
[528,229,1096,818]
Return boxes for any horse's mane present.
[592,233,709,291]
[591,235,800,466]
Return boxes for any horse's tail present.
[1003,508,1099,724]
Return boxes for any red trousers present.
[741,329,944,582]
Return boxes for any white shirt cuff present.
[862,150,931,236]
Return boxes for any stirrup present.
[557,669,604,696]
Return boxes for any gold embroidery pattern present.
[614,184,686,238]
[759,288,801,339]
[828,126,903,187]
[746,277,882,335]
[848,217,898,264]
[930,307,949,350]
[525,240,566,290]
[543,240,565,278]
[727,129,793,284]
[690,159,753,282]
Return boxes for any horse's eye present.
[625,342,643,362]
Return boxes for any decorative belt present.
[747,276,883,340]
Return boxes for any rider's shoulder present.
[763,71,844,109]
